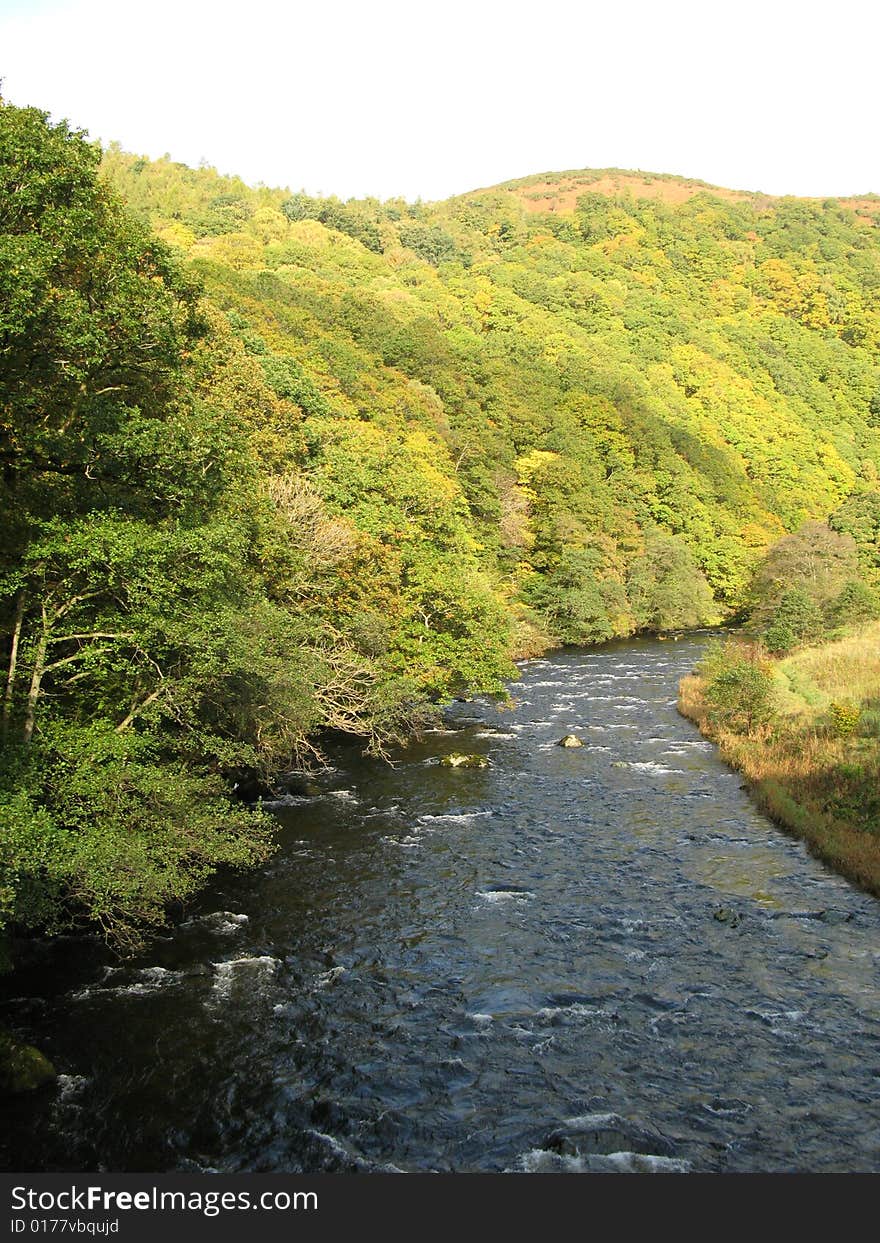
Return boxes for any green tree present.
[829,491,880,585]
[0,100,278,954]
[703,649,778,735]
[626,532,717,631]
[0,101,205,528]
[524,547,628,645]
[828,579,879,627]
[749,522,858,630]
[763,586,824,653]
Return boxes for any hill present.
[491,168,880,223]
[102,149,880,638]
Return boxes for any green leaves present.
[627,532,718,632]
[1,721,274,950]
[701,645,779,735]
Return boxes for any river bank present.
[678,624,880,897]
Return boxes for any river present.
[2,635,879,1173]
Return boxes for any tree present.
[829,579,879,628]
[0,100,204,527]
[749,522,858,630]
[763,586,823,653]
[626,532,717,631]
[524,547,628,645]
[703,648,778,735]
[829,491,880,584]
[0,100,277,953]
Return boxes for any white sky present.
[0,0,877,202]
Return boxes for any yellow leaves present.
[757,257,802,314]
[708,277,750,316]
[155,221,196,252]
[629,267,662,290]
[287,219,332,247]
[247,207,289,245]
[601,226,644,257]
[754,259,833,330]
[192,232,262,270]
[515,449,560,487]
[470,279,494,331]
[403,428,459,504]
[524,232,557,250]
[373,285,422,316]
[541,330,576,366]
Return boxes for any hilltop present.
[484,168,879,223]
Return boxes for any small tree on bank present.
[702,646,778,735]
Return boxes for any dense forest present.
[2,98,880,961]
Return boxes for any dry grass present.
[508,173,757,216]
[678,651,880,897]
[781,622,880,708]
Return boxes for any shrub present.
[828,702,861,738]
[829,580,879,628]
[763,587,823,653]
[704,649,778,735]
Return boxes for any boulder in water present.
[280,773,322,798]
[0,1027,56,1096]
[544,1112,677,1158]
[440,753,489,769]
[818,909,853,925]
[556,734,584,748]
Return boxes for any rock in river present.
[439,753,489,768]
[0,1028,56,1096]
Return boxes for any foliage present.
[0,99,520,955]
[750,520,878,649]
[523,547,627,644]
[763,586,824,653]
[626,532,717,631]
[829,579,879,627]
[103,145,880,646]
[749,522,859,630]
[1,723,275,950]
[701,644,778,735]
[680,622,880,896]
[829,491,880,587]
[827,702,861,738]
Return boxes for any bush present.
[763,587,823,653]
[829,580,879,628]
[828,702,861,738]
[703,648,778,735]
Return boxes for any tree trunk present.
[23,610,49,745]
[2,592,25,742]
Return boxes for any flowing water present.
[3,636,879,1173]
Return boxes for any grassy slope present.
[496,167,880,220]
[679,623,880,894]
